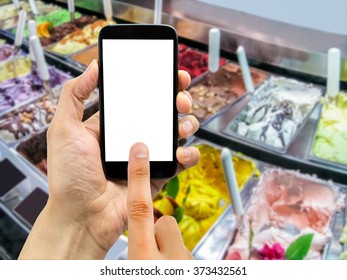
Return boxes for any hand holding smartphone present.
[98,24,178,179]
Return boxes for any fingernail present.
[133,143,148,159]
[183,120,193,134]
[85,59,95,73]
[182,149,191,159]
[181,90,193,104]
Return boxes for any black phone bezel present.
[98,24,178,180]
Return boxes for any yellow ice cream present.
[50,19,115,55]
[179,215,202,251]
[0,56,31,82]
[313,93,347,165]
[154,143,257,251]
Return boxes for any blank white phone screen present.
[103,39,174,162]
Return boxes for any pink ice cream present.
[225,169,340,260]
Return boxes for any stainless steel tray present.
[222,77,324,154]
[308,99,347,171]
[0,141,48,215]
[0,53,46,118]
[66,44,98,70]
[217,167,345,260]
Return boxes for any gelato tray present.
[223,76,323,154]
[0,140,48,211]
[0,57,67,117]
[45,19,113,58]
[309,92,347,170]
[13,187,48,228]
[178,44,225,80]
[221,168,345,260]
[70,45,98,69]
[187,63,268,125]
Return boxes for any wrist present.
[19,198,108,260]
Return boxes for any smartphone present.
[99,24,178,180]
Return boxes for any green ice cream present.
[35,9,81,27]
[11,9,81,38]
[313,93,347,165]
[340,224,347,244]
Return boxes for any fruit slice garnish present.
[37,22,52,38]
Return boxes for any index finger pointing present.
[127,142,155,257]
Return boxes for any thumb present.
[54,59,99,124]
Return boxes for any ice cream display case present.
[0,0,346,260]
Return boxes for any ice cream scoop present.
[237,46,254,93]
[29,0,39,16]
[208,28,220,74]
[221,147,244,216]
[13,10,27,54]
[30,35,54,97]
[103,0,113,22]
[327,48,341,99]
[154,0,162,24]
[67,0,75,21]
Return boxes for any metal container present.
[308,97,347,171]
[223,76,324,154]
[0,140,47,203]
[218,168,345,260]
